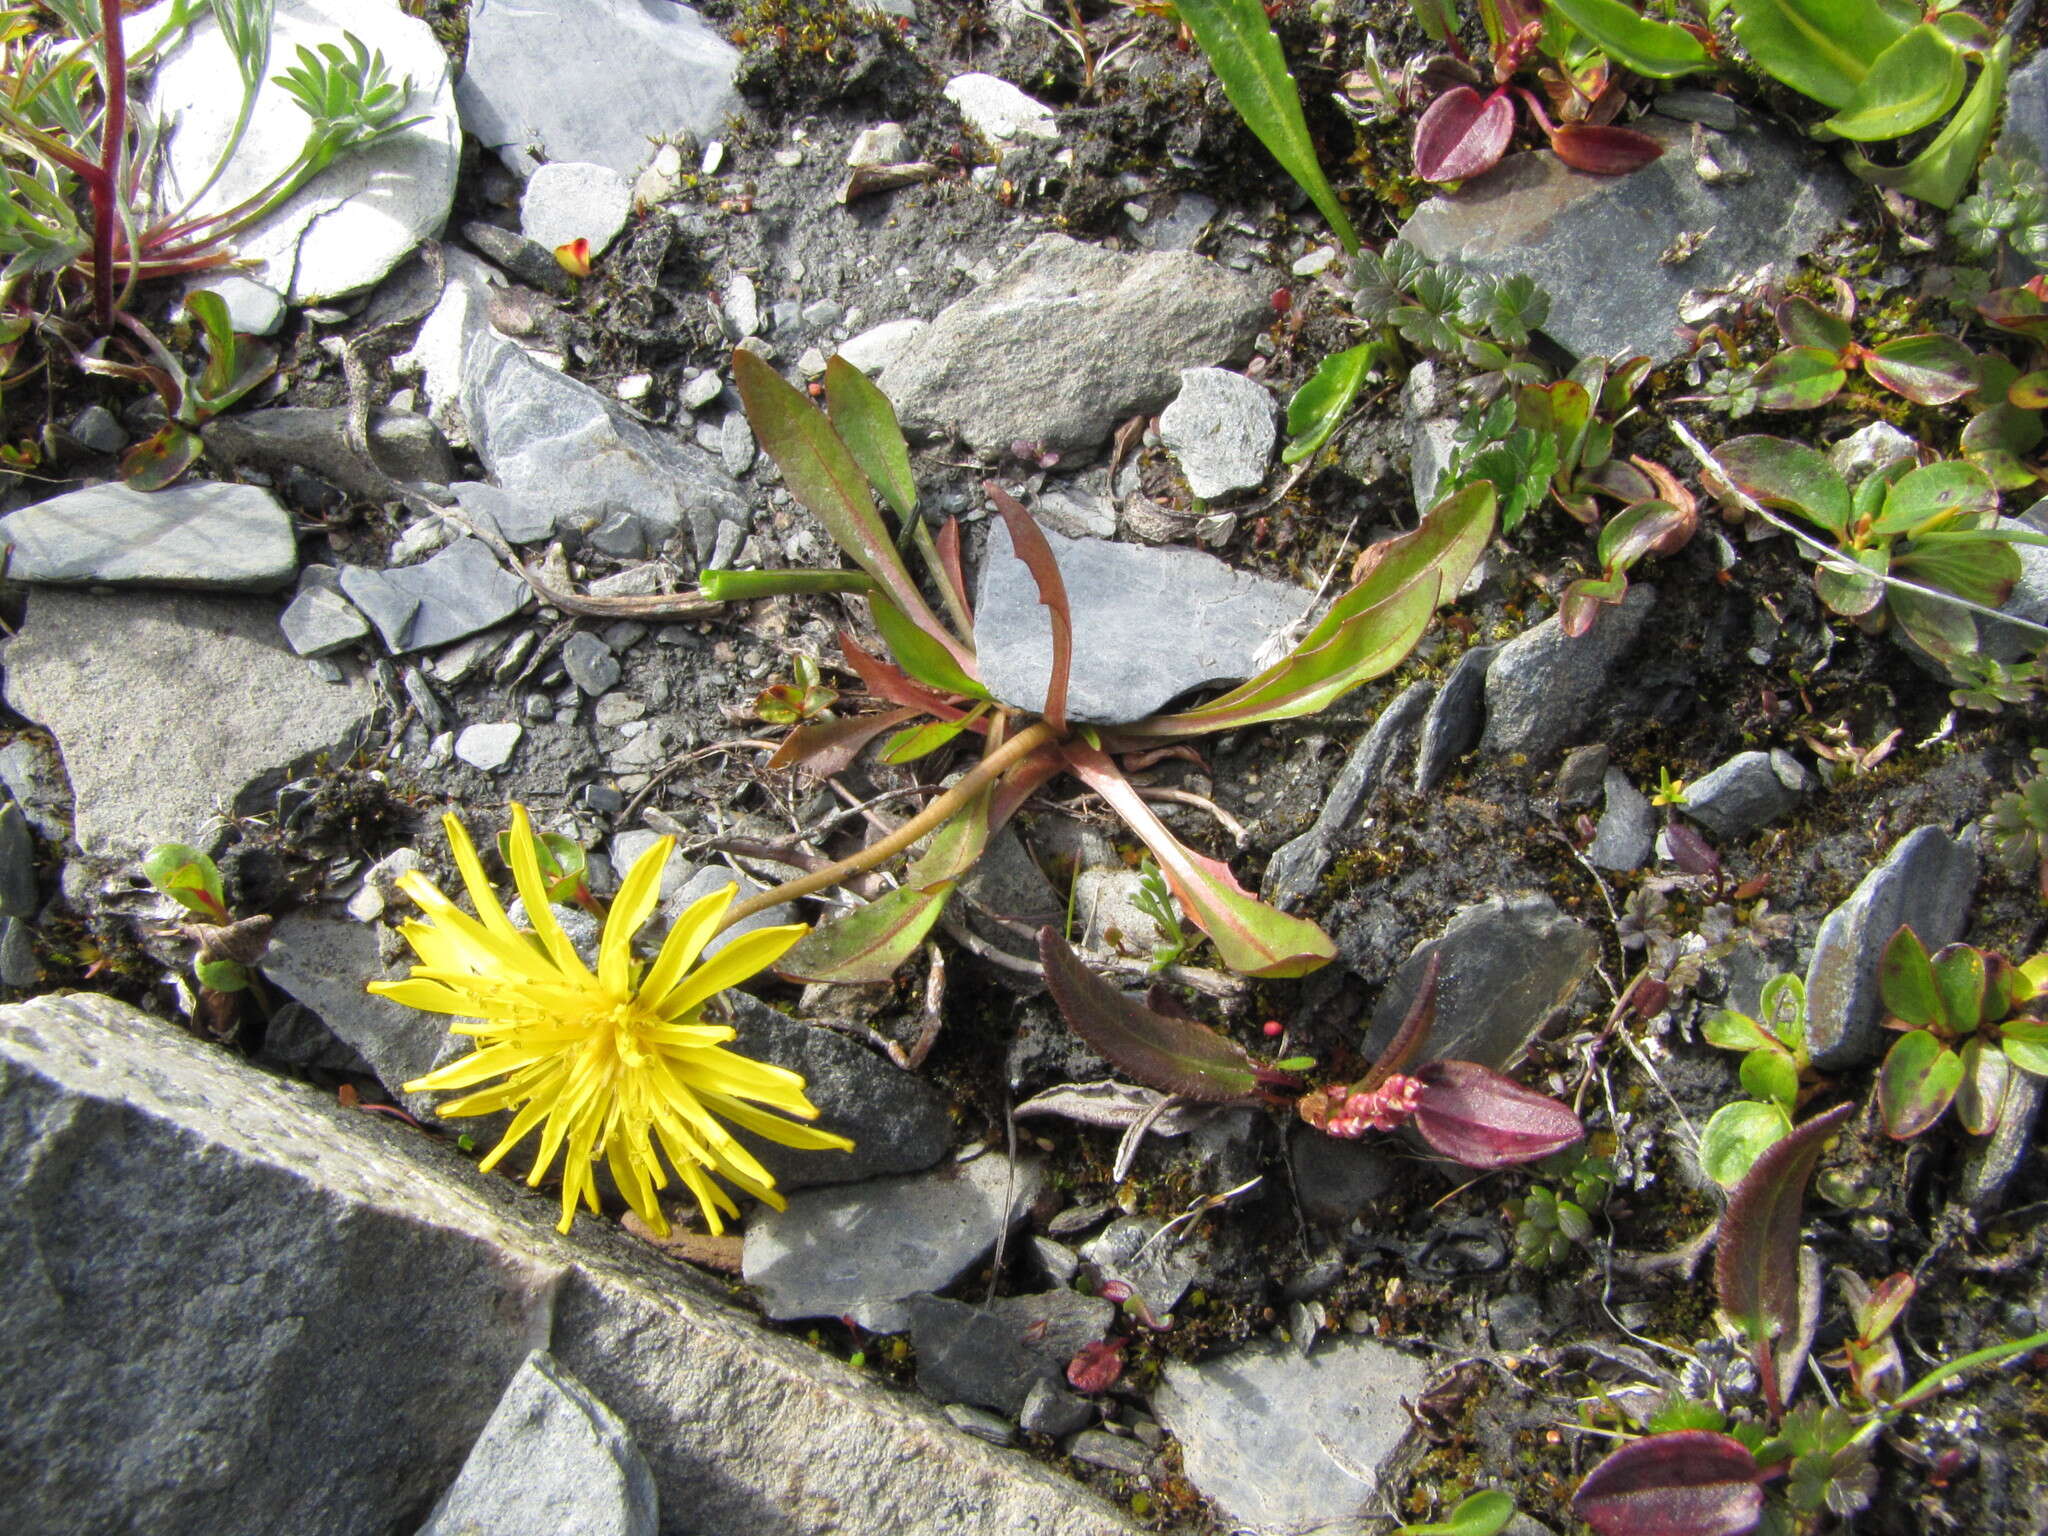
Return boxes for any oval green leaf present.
[1700,1099,1794,1188]
[1929,942,1987,1035]
[1872,459,1997,537]
[1732,0,1910,110]
[1863,333,1979,406]
[1545,0,1712,77]
[1775,296,1852,354]
[1878,1028,1962,1137]
[1753,346,1848,411]
[1740,1046,1800,1110]
[1879,924,1941,1025]
[1821,23,1965,141]
[1998,1018,2048,1076]
[1704,1009,1774,1054]
[1954,1034,2011,1136]
[1283,341,1384,464]
[1714,435,1852,534]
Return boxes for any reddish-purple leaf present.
[1037,926,1263,1101]
[1546,121,1664,174]
[1714,1100,1855,1395]
[1573,1431,1764,1536]
[984,481,1073,732]
[1665,821,1720,879]
[1414,87,1515,182]
[1409,1059,1586,1167]
[1067,1337,1126,1392]
[767,705,925,776]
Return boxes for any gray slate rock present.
[146,0,458,301]
[1358,894,1598,1072]
[1079,1215,1207,1318]
[1158,368,1276,499]
[724,993,952,1190]
[1402,118,1851,364]
[462,220,573,296]
[0,737,69,841]
[1070,1430,1151,1476]
[1289,1123,1398,1225]
[1020,1378,1095,1438]
[1414,644,1496,793]
[204,407,455,504]
[562,631,623,696]
[1680,749,1812,841]
[879,233,1269,455]
[1805,825,1978,1069]
[0,801,35,919]
[0,480,295,591]
[2001,49,2048,167]
[1481,584,1655,761]
[0,916,36,988]
[521,160,633,255]
[421,1350,656,1536]
[2,590,373,856]
[460,0,740,178]
[1263,682,1434,908]
[453,479,558,545]
[338,537,530,653]
[260,910,450,1118]
[0,992,1135,1536]
[905,1290,1115,1415]
[743,1154,1044,1332]
[943,72,1059,143]
[1151,1338,1430,1534]
[974,518,1310,724]
[1974,507,2048,663]
[456,721,524,771]
[1958,1073,2044,1214]
[1587,768,1655,872]
[279,585,371,657]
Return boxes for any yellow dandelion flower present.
[370,803,852,1236]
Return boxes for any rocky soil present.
[3,2,2048,1534]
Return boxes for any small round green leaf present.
[1954,1034,2011,1135]
[1878,1029,1963,1138]
[1715,435,1852,534]
[1699,1100,1793,1187]
[1741,1047,1801,1110]
[1929,942,1988,1035]
[1878,924,1942,1027]
[1864,333,1980,406]
[1753,347,1848,411]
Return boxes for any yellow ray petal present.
[506,803,596,985]
[638,881,737,1009]
[443,812,523,946]
[602,833,673,997]
[655,922,810,1019]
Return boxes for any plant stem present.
[92,0,126,332]
[714,718,1061,933]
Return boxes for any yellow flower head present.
[371,804,852,1236]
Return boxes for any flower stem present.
[92,0,127,333]
[714,718,1061,933]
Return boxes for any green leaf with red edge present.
[1774,297,1852,354]
[733,347,971,669]
[1863,333,1978,405]
[1132,481,1494,736]
[143,842,230,922]
[1999,1018,2048,1076]
[1597,500,1690,570]
[1878,1029,1962,1137]
[1572,1431,1764,1536]
[906,782,992,886]
[1977,282,2048,343]
[1878,925,1941,1026]
[1752,347,1847,411]
[824,354,918,523]
[868,595,990,700]
[1713,436,1851,535]
[1892,533,2019,610]
[1063,742,1336,978]
[1814,544,1887,618]
[985,483,1073,731]
[120,425,204,491]
[1408,1059,1585,1167]
[777,880,957,984]
[1930,942,1987,1035]
[1871,459,1997,537]
[1955,1034,2011,1135]
[1036,925,1262,1100]
[1714,1100,1855,1383]
[2008,371,2048,410]
[768,705,925,776]
[880,702,989,765]
[699,568,877,601]
[1559,572,1628,637]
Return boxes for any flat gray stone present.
[906,1290,1115,1416]
[421,1351,656,1536]
[145,0,458,301]
[1680,749,1811,842]
[1359,894,1598,1072]
[1078,1216,1207,1319]
[0,481,295,591]
[279,586,370,657]
[203,407,456,503]
[0,992,1137,1536]
[2,590,373,855]
[1587,768,1655,871]
[743,1154,1044,1332]
[1828,422,1917,484]
[0,801,35,920]
[459,0,741,179]
[839,319,926,375]
[1805,825,1978,1069]
[338,537,530,653]
[1151,1338,1430,1534]
[1263,682,1434,908]
[723,993,952,1191]
[562,632,622,696]
[1480,584,1655,761]
[1020,1378,1094,1438]
[0,737,69,841]
[1158,368,1275,499]
[522,161,633,255]
[1959,1072,2044,1214]
[463,220,573,296]
[1289,1123,1398,1225]
[943,73,1058,142]
[453,480,558,546]
[456,722,524,771]
[1975,508,2048,663]
[2000,49,2048,166]
[1069,1430,1151,1477]
[261,911,450,1118]
[1413,644,1496,793]
[879,234,1269,456]
[974,519,1311,724]
[1401,118,1851,364]
[0,916,40,988]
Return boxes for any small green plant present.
[1873,924,2048,1139]
[1828,1268,1914,1405]
[1128,855,1198,974]
[1354,240,1552,388]
[1985,748,2048,900]
[1719,292,1978,414]
[1710,435,2046,671]
[1508,1145,1613,1267]
[753,653,840,726]
[1280,338,1394,465]
[1392,1487,1516,1536]
[1949,148,2048,267]
[143,841,272,1036]
[1648,766,1687,808]
[1696,972,1812,1187]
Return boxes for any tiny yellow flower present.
[372,804,852,1235]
